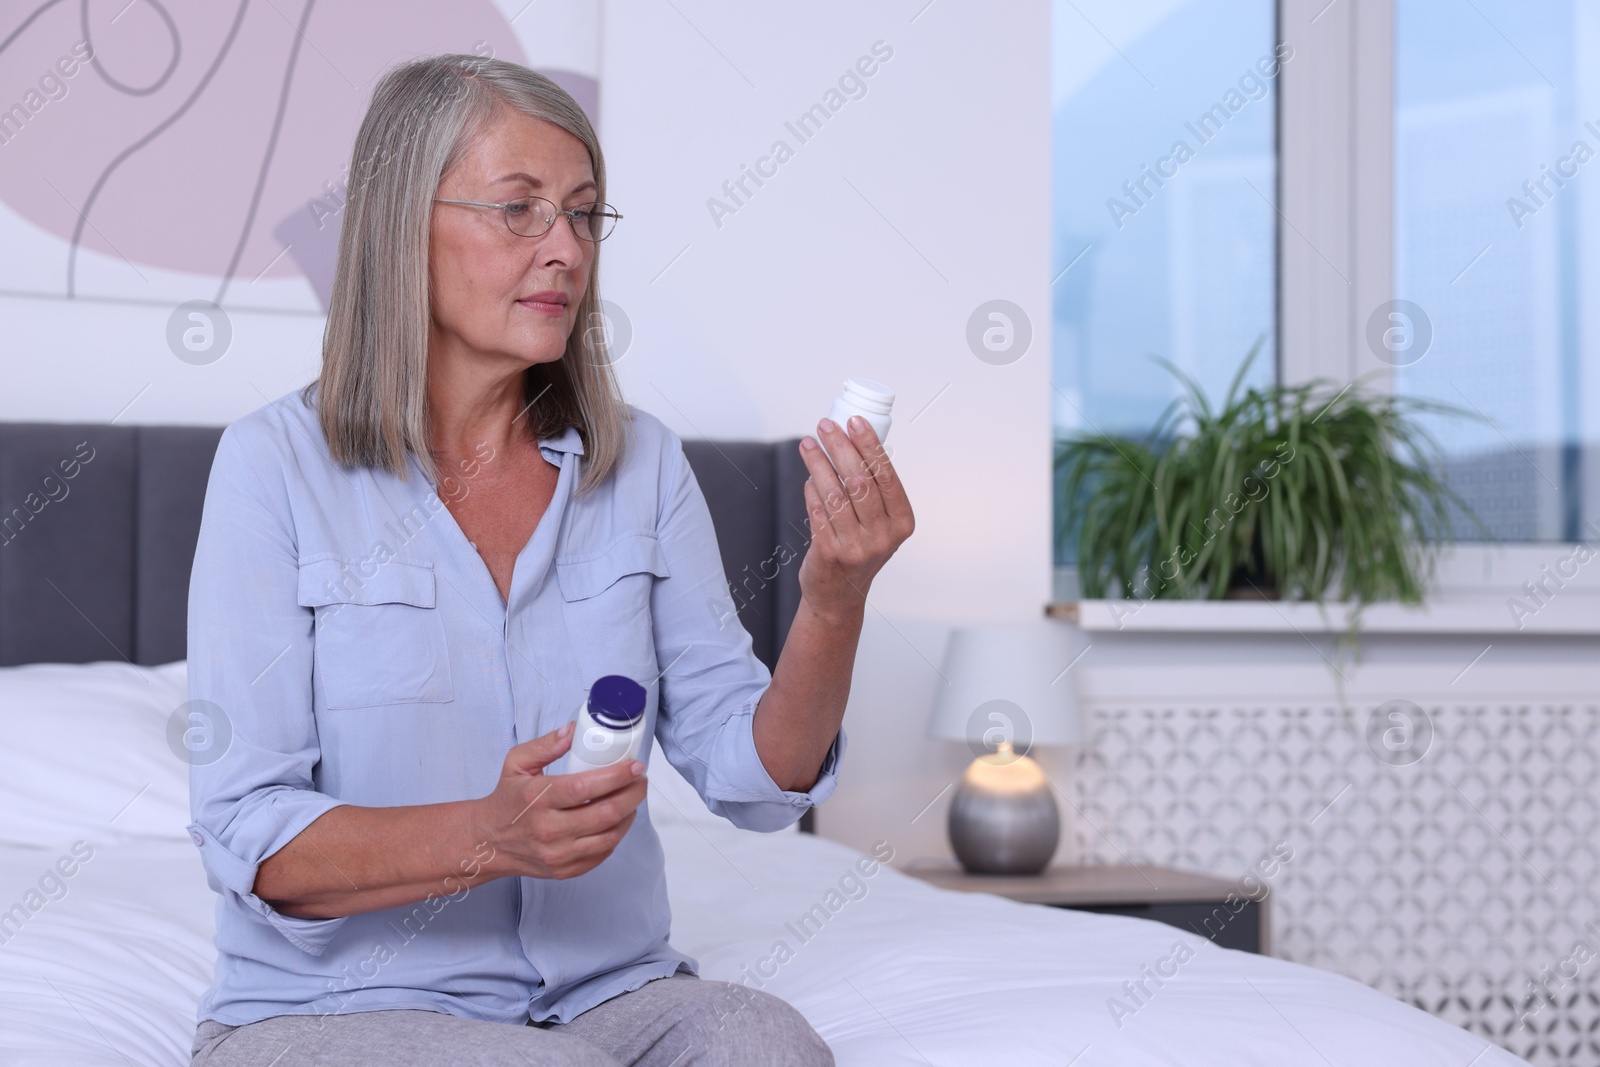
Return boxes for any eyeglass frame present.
[431,195,624,242]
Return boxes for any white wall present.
[0,1,1054,865]
[596,1,1052,861]
[597,0,1051,624]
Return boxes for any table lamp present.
[928,621,1085,874]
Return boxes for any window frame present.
[1280,0,1593,593]
[1052,0,1596,605]
[1277,0,1394,391]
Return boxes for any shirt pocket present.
[555,531,670,696]
[296,556,455,709]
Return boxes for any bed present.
[0,421,1527,1065]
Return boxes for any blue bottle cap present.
[588,675,646,729]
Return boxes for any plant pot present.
[1224,536,1276,599]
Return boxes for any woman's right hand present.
[474,722,650,881]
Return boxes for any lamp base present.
[947,749,1060,875]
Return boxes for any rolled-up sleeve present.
[649,431,846,832]
[185,422,349,956]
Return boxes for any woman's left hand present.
[795,416,916,622]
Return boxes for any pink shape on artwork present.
[0,0,598,309]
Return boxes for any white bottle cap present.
[842,378,894,414]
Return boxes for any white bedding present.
[0,825,1529,1066]
[0,662,1527,1066]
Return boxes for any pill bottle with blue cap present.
[551,674,648,775]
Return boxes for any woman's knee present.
[700,982,834,1067]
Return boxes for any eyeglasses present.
[431,196,623,242]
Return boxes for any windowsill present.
[1046,596,1600,635]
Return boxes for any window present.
[1051,0,1282,584]
[1054,0,1599,603]
[1394,0,1597,543]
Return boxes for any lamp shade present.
[928,622,1085,751]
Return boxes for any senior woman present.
[184,53,912,1067]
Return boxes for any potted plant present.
[1053,344,1485,606]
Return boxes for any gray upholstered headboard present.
[0,421,818,827]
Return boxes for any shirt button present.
[190,829,205,846]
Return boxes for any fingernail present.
[818,417,836,433]
[559,721,574,737]
[629,760,645,777]
[849,415,866,432]
[801,437,818,450]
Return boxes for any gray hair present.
[304,53,628,496]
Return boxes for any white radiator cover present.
[1066,647,1600,1067]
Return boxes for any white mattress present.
[0,823,1526,1066]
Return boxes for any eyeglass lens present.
[503,197,616,241]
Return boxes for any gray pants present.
[190,974,834,1066]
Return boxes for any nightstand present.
[903,863,1266,954]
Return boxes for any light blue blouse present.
[185,386,843,1028]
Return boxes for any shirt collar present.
[399,424,583,486]
[538,424,586,457]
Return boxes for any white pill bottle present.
[821,378,894,469]
[551,674,648,775]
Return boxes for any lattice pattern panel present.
[1067,703,1600,1067]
